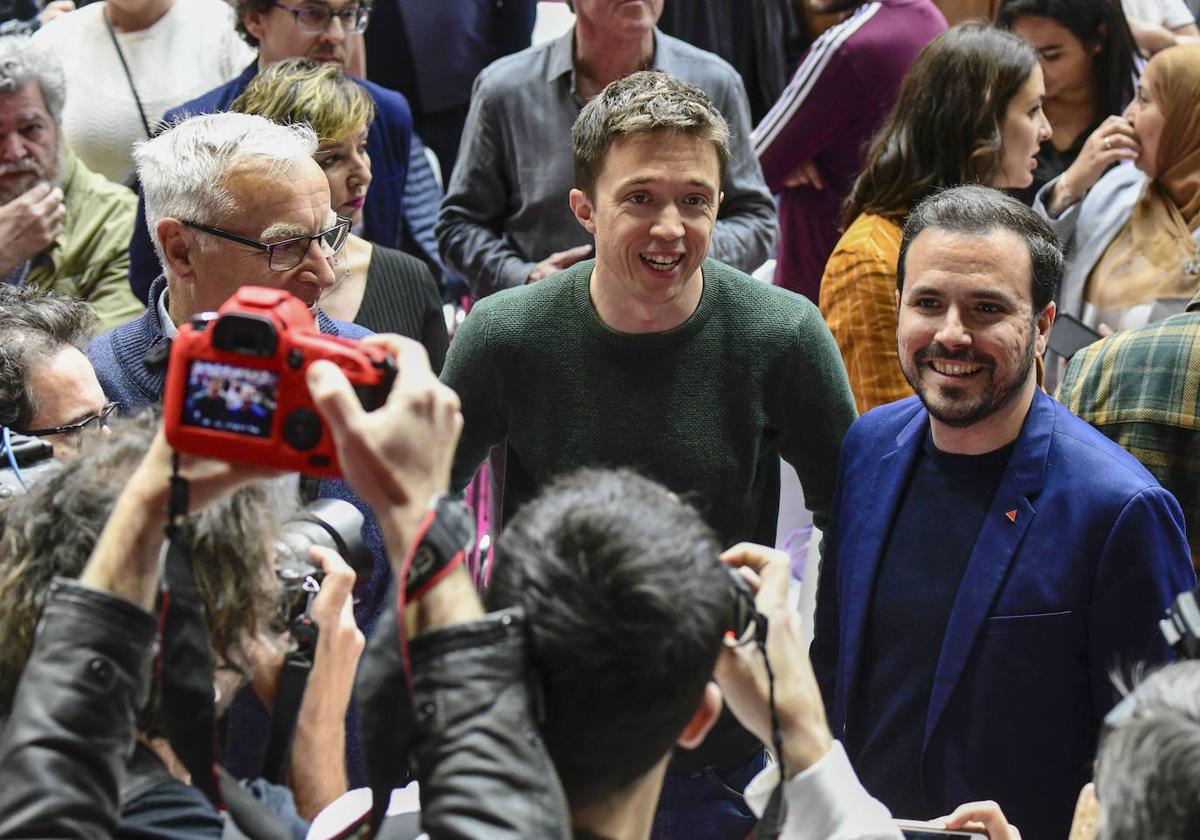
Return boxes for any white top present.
[744,741,902,840]
[1122,0,1197,29]
[34,0,256,184]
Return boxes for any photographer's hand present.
[714,543,833,775]
[290,546,365,820]
[79,427,276,612]
[308,335,463,571]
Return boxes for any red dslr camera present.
[163,287,394,478]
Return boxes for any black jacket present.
[0,584,572,839]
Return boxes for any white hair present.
[133,112,319,263]
[0,35,66,125]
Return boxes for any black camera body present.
[1161,588,1200,659]
[275,498,370,628]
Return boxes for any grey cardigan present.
[1034,163,1200,325]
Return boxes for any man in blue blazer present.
[812,185,1196,840]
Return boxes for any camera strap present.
[356,495,475,835]
[260,611,319,783]
[156,454,225,808]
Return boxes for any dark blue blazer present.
[812,390,1195,840]
[127,62,413,301]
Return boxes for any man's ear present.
[242,7,266,42]
[570,188,597,235]
[677,681,722,750]
[158,218,198,281]
[1035,300,1056,358]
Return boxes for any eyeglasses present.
[25,401,119,439]
[270,1,370,35]
[182,217,351,271]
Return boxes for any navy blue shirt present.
[848,430,1015,820]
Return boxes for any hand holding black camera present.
[306,332,464,574]
[714,543,834,777]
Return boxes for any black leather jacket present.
[0,580,157,838]
[0,583,572,839]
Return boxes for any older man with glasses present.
[87,109,386,785]
[89,110,368,405]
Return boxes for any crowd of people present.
[0,1,1199,839]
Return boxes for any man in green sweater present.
[440,70,856,840]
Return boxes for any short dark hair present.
[233,0,374,48]
[844,23,1038,226]
[997,0,1139,127]
[897,185,1062,313]
[571,70,730,198]
[1096,662,1200,840]
[0,285,96,432]
[0,411,295,720]
[485,468,729,809]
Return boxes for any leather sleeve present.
[0,580,157,839]
[408,609,573,840]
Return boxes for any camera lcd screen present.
[182,360,279,438]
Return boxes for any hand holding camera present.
[163,286,396,478]
[306,333,463,567]
[714,542,833,776]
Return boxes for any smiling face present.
[182,157,337,316]
[1123,64,1165,178]
[570,130,722,327]
[897,226,1052,431]
[315,123,371,226]
[0,81,60,204]
[1008,13,1096,103]
[994,63,1052,189]
[244,0,358,67]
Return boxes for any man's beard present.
[0,142,63,205]
[901,324,1037,429]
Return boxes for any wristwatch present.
[405,494,476,599]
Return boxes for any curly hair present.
[0,284,96,432]
[843,23,1038,227]
[0,410,298,719]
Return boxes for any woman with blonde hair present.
[1036,44,1200,335]
[232,59,448,370]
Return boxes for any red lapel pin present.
[1005,510,1018,523]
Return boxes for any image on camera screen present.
[182,360,279,438]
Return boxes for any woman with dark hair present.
[231,59,449,372]
[819,23,1050,412]
[1036,44,1200,333]
[998,0,1140,203]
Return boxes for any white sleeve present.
[743,741,902,840]
[1160,0,1198,28]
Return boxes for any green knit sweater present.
[442,258,857,549]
